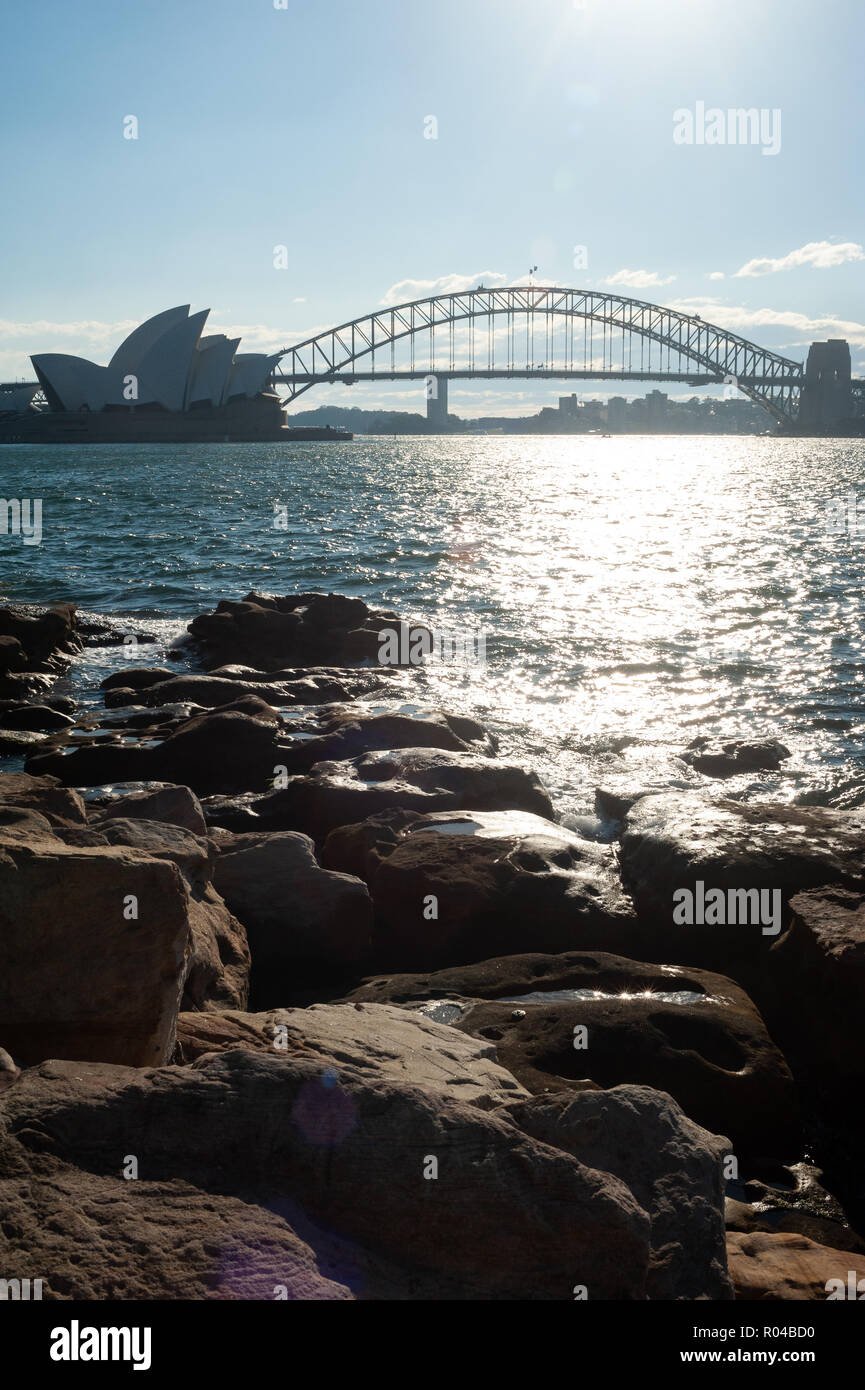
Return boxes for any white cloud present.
[733,240,864,278]
[380,271,507,306]
[603,269,676,289]
[708,271,726,280]
[668,297,865,349]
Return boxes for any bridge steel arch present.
[275,286,804,422]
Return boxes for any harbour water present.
[2,433,865,824]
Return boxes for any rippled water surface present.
[2,435,865,823]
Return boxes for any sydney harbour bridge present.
[273,285,863,430]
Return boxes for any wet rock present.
[0,1050,651,1299]
[0,634,26,675]
[274,707,496,775]
[363,811,636,970]
[213,831,373,996]
[0,602,81,675]
[445,958,798,1163]
[619,793,865,974]
[205,749,555,842]
[0,702,75,730]
[100,667,177,692]
[726,1196,865,1257]
[726,1230,865,1300]
[683,737,791,779]
[0,729,49,755]
[151,710,280,794]
[188,591,413,671]
[594,787,648,822]
[27,710,281,795]
[510,1085,733,1300]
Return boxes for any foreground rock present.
[187,591,414,670]
[0,1049,652,1299]
[341,949,797,1163]
[213,832,373,997]
[727,1231,865,1300]
[511,1086,733,1300]
[202,751,556,843]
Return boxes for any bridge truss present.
[275,286,805,422]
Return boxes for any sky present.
[1,0,863,416]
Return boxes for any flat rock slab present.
[203,748,555,842]
[727,1230,865,1300]
[175,1001,529,1110]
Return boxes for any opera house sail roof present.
[31,306,282,415]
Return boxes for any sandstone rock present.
[275,708,496,775]
[0,771,86,826]
[0,831,190,1066]
[0,1166,354,1300]
[619,793,865,973]
[510,1085,733,1300]
[95,783,207,835]
[342,948,798,1164]
[55,816,249,1013]
[365,811,636,970]
[726,1230,865,1300]
[0,602,80,675]
[768,887,865,1090]
[0,1051,651,1299]
[204,749,555,841]
[188,591,412,671]
[0,1046,20,1091]
[456,990,797,1164]
[175,1001,529,1110]
[214,831,372,995]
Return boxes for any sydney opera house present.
[0,306,348,443]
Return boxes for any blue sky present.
[1,0,863,414]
